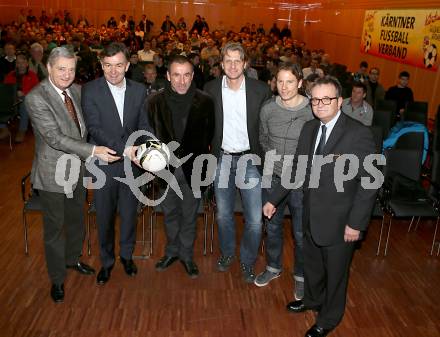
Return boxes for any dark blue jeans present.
[214,152,262,267]
[263,175,304,280]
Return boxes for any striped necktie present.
[62,91,81,133]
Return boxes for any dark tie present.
[62,91,81,133]
[315,125,327,155]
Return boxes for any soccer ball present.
[364,34,372,53]
[136,140,170,172]
[424,44,437,68]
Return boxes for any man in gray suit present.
[26,47,119,303]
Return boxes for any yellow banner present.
[361,9,440,72]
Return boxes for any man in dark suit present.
[204,42,271,283]
[145,55,215,278]
[264,76,377,337]
[82,42,150,285]
[26,47,119,303]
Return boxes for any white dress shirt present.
[313,110,341,154]
[106,78,126,126]
[221,75,250,152]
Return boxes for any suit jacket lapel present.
[69,86,86,137]
[323,112,346,155]
[123,79,133,127]
[99,77,123,128]
[309,120,320,155]
[42,80,81,137]
[245,77,254,136]
[214,78,224,135]
[162,97,175,139]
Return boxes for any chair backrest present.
[372,109,394,139]
[404,101,428,125]
[384,148,422,182]
[376,99,397,114]
[370,125,384,153]
[0,83,17,122]
[394,131,425,152]
[434,105,440,152]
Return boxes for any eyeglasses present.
[310,97,338,106]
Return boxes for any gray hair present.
[221,42,247,62]
[30,42,43,53]
[47,46,76,67]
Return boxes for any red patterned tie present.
[62,91,81,133]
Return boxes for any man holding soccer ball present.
[144,55,215,278]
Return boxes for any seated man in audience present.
[341,81,373,126]
[385,70,414,118]
[138,40,156,62]
[28,42,48,81]
[302,57,324,79]
[3,53,40,142]
[365,67,385,110]
[144,63,166,96]
[351,60,369,83]
[126,52,144,83]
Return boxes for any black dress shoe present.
[120,257,137,276]
[305,324,332,337]
[181,260,199,279]
[66,261,95,275]
[286,300,307,313]
[97,267,112,285]
[155,256,179,271]
[50,284,64,303]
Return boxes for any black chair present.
[404,101,428,126]
[377,148,439,256]
[148,180,214,256]
[86,194,148,258]
[0,83,18,149]
[376,99,397,115]
[21,173,43,255]
[403,102,428,126]
[394,131,425,152]
[372,109,394,139]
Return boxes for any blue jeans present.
[263,175,304,280]
[214,152,262,267]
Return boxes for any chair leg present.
[203,209,208,256]
[407,216,415,232]
[260,219,266,254]
[414,216,421,231]
[149,209,153,257]
[23,210,29,255]
[133,208,149,260]
[384,216,393,256]
[376,215,386,256]
[210,209,215,254]
[87,212,91,256]
[431,217,439,256]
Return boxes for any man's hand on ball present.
[94,146,120,163]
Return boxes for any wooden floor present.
[1,131,440,337]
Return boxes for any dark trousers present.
[39,185,86,285]
[94,163,138,268]
[160,168,200,261]
[303,231,355,330]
